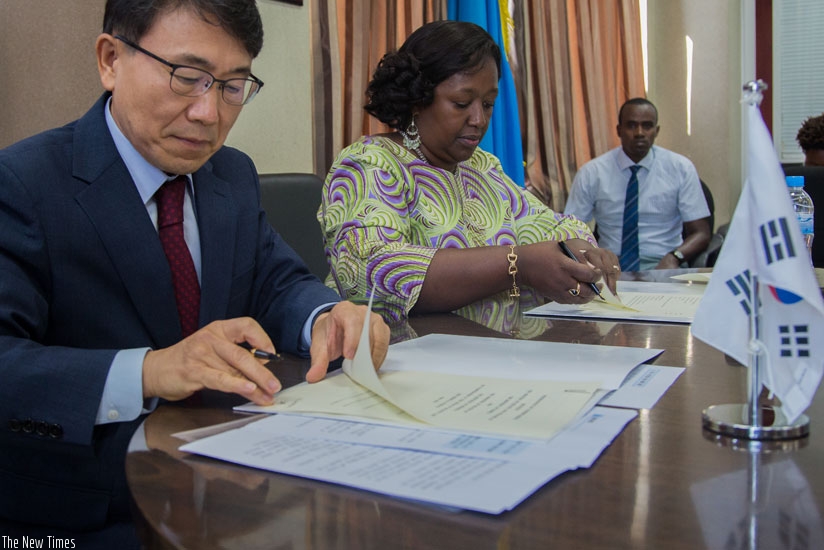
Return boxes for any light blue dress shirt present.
[564,146,709,269]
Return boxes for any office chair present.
[782,165,824,268]
[698,179,715,234]
[258,172,330,280]
[688,180,718,267]
[691,222,728,268]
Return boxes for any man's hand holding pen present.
[238,341,282,362]
[141,305,390,406]
[142,317,284,406]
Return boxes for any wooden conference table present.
[126,269,824,549]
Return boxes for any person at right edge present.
[318,20,620,324]
[796,112,824,167]
[565,98,711,271]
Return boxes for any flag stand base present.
[702,403,809,441]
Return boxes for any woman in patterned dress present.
[318,20,620,323]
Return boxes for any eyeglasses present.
[114,35,264,106]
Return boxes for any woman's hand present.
[518,239,619,303]
[576,242,621,295]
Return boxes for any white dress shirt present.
[564,146,709,268]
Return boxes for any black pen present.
[239,342,282,362]
[558,241,605,301]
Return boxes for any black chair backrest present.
[258,173,329,280]
[699,179,715,234]
[782,165,824,268]
[683,179,716,267]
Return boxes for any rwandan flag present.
[448,0,524,186]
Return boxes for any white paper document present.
[179,406,637,514]
[237,334,662,439]
[599,364,684,409]
[379,334,661,389]
[178,307,674,514]
[596,276,640,311]
[525,280,706,324]
[670,272,712,284]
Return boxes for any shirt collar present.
[617,145,656,172]
[104,97,191,203]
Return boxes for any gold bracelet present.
[507,244,520,297]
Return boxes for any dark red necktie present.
[156,176,200,337]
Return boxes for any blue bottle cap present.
[786,175,805,187]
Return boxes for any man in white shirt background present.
[564,98,711,270]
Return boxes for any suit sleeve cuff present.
[300,302,338,352]
[95,348,155,425]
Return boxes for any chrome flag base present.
[703,403,810,441]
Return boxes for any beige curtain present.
[313,0,644,210]
[310,0,446,176]
[512,0,645,210]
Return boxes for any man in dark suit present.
[0,0,389,545]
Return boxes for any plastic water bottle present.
[786,175,814,261]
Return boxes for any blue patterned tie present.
[620,165,641,271]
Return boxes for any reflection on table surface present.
[127,268,824,549]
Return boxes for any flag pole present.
[747,274,762,428]
[701,80,810,441]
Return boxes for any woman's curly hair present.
[364,20,501,130]
[797,113,824,153]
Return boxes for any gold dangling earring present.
[402,118,421,149]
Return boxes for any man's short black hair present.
[797,113,824,153]
[618,97,658,125]
[103,0,263,58]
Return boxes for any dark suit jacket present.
[0,94,340,531]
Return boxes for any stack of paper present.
[525,280,706,324]
[179,321,682,513]
[179,405,638,514]
[235,333,661,439]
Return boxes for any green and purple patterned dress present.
[318,136,594,322]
